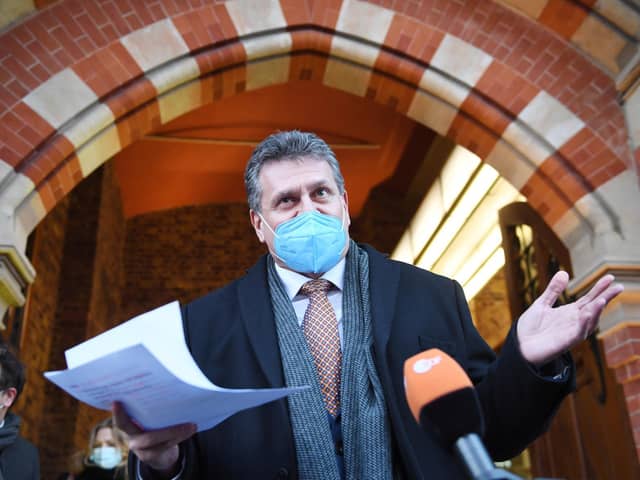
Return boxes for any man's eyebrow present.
[309,179,332,191]
[270,187,300,205]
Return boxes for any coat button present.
[276,467,289,479]
[335,440,344,456]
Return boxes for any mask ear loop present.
[256,211,291,266]
[339,200,347,232]
[256,211,278,239]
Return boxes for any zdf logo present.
[412,355,442,374]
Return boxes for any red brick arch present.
[0,0,630,246]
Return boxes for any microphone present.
[404,349,522,480]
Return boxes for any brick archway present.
[0,0,634,291]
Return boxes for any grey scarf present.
[267,241,393,480]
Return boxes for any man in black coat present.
[118,131,622,479]
[0,345,40,480]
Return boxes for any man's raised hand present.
[516,271,623,367]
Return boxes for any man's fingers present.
[113,400,196,453]
[599,282,624,304]
[578,275,623,311]
[539,270,570,307]
[580,297,606,338]
[576,274,615,307]
[129,423,196,451]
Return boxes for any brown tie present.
[300,279,341,416]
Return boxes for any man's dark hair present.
[0,344,26,403]
[244,130,346,213]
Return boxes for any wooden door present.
[499,202,639,480]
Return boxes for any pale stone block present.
[597,288,640,333]
[335,0,394,46]
[407,90,458,136]
[246,57,290,91]
[323,58,371,97]
[555,170,640,287]
[0,0,35,31]
[242,32,292,61]
[23,68,98,129]
[518,91,585,150]
[485,139,536,190]
[15,191,46,241]
[419,68,471,109]
[572,15,627,73]
[76,124,122,178]
[147,56,200,96]
[62,103,115,149]
[625,85,640,148]
[0,172,34,216]
[226,0,287,35]
[430,34,493,89]
[331,37,381,68]
[500,118,554,166]
[121,19,190,72]
[159,80,203,124]
[0,159,12,185]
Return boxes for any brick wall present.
[16,163,127,479]
[13,195,70,450]
[72,163,127,465]
[37,165,105,477]
[122,203,266,319]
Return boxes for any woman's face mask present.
[90,446,122,469]
[259,207,347,274]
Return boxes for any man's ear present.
[249,210,265,243]
[342,190,351,228]
[1,387,17,409]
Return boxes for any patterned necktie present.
[300,278,341,416]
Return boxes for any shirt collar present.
[274,257,346,301]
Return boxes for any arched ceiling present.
[3,0,637,88]
[113,80,419,218]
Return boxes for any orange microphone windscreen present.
[404,348,473,423]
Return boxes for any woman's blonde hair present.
[84,417,129,470]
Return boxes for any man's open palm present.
[517,271,623,366]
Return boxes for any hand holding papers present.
[44,301,306,432]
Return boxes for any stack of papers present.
[45,301,306,432]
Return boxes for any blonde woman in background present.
[76,417,128,480]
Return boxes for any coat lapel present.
[237,255,285,388]
[362,244,400,356]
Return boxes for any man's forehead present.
[259,156,334,185]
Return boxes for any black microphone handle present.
[454,433,523,480]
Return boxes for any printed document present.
[44,301,306,431]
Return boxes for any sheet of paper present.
[46,344,304,431]
[65,301,214,389]
[46,301,308,431]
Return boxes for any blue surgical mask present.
[260,208,347,274]
[90,446,122,469]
